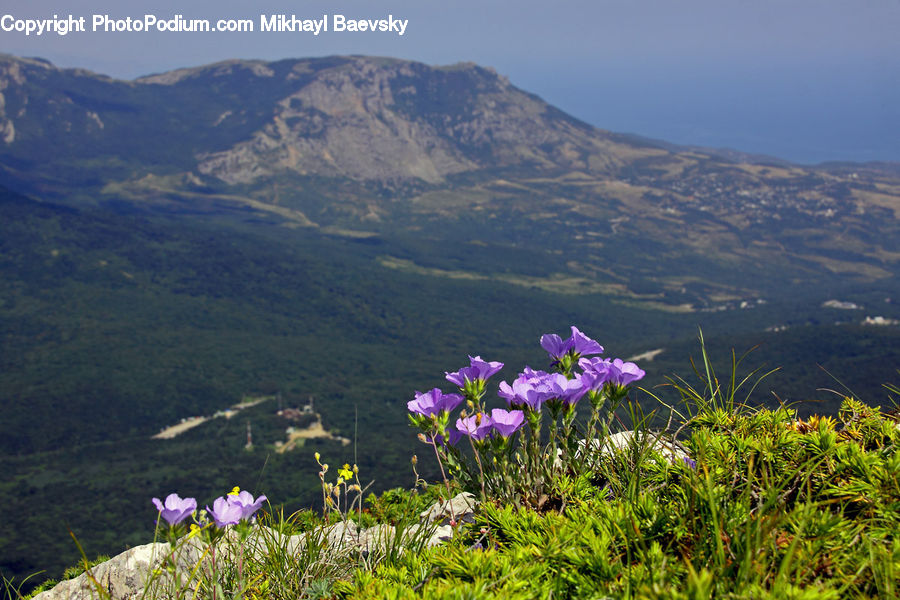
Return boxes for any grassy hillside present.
[2,186,900,589]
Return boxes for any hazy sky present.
[1,0,898,163]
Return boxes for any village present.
[151,394,349,451]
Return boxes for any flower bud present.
[411,455,418,465]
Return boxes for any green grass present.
[6,349,900,599]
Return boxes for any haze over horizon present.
[1,0,898,164]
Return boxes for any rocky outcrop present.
[31,493,477,600]
[193,57,616,184]
[29,538,205,600]
[0,53,625,184]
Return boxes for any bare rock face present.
[30,538,205,600]
[193,56,617,185]
[0,56,31,145]
[420,491,478,524]
[195,59,479,184]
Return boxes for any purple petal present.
[153,493,197,526]
[498,381,517,403]
[209,497,244,527]
[444,369,469,388]
[438,392,464,413]
[490,408,524,437]
[569,326,604,356]
[540,333,570,359]
[456,414,493,441]
[408,388,460,417]
[607,359,645,386]
[468,356,504,380]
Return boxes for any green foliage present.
[6,390,900,598]
[325,398,900,598]
[364,487,439,526]
[3,185,900,592]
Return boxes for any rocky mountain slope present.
[1,53,899,308]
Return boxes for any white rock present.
[420,492,477,524]
[31,537,205,600]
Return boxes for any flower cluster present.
[315,452,363,520]
[410,354,526,445]
[151,487,266,534]
[498,368,589,410]
[208,487,267,527]
[407,388,463,418]
[406,327,646,503]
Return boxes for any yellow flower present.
[338,463,353,480]
[228,486,240,496]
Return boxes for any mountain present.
[2,53,900,588]
[2,53,899,311]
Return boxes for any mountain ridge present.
[1,53,899,310]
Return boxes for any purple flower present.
[579,357,611,389]
[540,326,604,359]
[456,413,494,441]
[539,334,569,360]
[498,372,547,410]
[429,428,464,447]
[490,408,524,437]
[541,372,571,397]
[407,388,464,417]
[606,359,645,386]
[207,496,244,528]
[522,366,549,378]
[580,357,645,389]
[498,369,573,410]
[445,356,504,387]
[682,457,697,470]
[570,326,604,356]
[230,490,267,520]
[152,493,197,526]
[561,373,590,406]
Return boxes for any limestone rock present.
[33,494,481,599]
[420,492,478,525]
[581,430,690,462]
[31,537,205,600]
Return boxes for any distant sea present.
[520,59,899,165]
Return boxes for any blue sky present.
[1,0,898,163]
